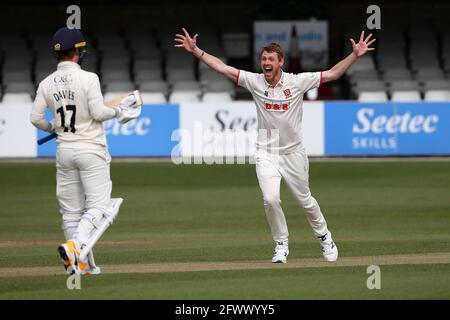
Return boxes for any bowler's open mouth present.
[263,66,273,75]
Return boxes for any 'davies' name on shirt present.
[53,90,75,102]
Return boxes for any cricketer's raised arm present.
[174,27,239,83]
[321,31,376,83]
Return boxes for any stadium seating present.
[202,92,233,102]
[133,59,163,82]
[378,57,408,72]
[171,81,202,92]
[101,69,131,83]
[140,92,167,104]
[2,71,32,83]
[103,91,131,102]
[391,91,422,102]
[352,80,386,95]
[2,93,33,103]
[169,81,202,103]
[204,79,235,99]
[169,91,201,103]
[5,82,35,96]
[424,90,450,101]
[134,71,164,83]
[222,27,250,59]
[388,80,420,93]
[348,70,379,85]
[415,68,446,81]
[81,58,98,74]
[346,55,376,75]
[139,80,169,95]
[105,81,136,93]
[422,80,450,91]
[1,24,448,103]
[167,68,196,83]
[346,23,450,101]
[382,68,413,81]
[358,91,389,102]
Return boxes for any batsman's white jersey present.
[30,61,116,247]
[31,61,116,150]
[237,69,329,242]
[237,70,321,154]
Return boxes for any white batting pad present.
[79,198,123,261]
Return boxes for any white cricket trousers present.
[255,148,329,242]
[56,148,112,240]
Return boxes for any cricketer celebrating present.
[30,27,141,274]
[175,28,375,263]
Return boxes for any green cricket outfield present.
[0,160,449,299]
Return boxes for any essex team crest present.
[283,89,292,98]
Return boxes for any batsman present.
[30,27,142,275]
[175,28,375,263]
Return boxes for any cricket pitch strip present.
[1,252,449,278]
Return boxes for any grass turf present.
[0,160,449,299]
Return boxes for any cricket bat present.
[37,90,142,145]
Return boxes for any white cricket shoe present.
[318,233,338,262]
[65,252,101,276]
[272,241,289,263]
[58,240,81,275]
[80,264,101,275]
[79,251,101,276]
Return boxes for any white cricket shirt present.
[237,70,321,154]
[31,61,116,150]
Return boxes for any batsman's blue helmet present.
[51,27,87,52]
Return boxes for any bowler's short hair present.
[260,43,284,61]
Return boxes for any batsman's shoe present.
[272,241,289,263]
[318,233,338,262]
[78,255,101,276]
[79,251,101,276]
[58,240,81,275]
[79,263,101,275]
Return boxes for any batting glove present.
[115,94,142,124]
[47,119,56,133]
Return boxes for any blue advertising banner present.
[325,102,450,156]
[105,104,178,157]
[37,104,179,157]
